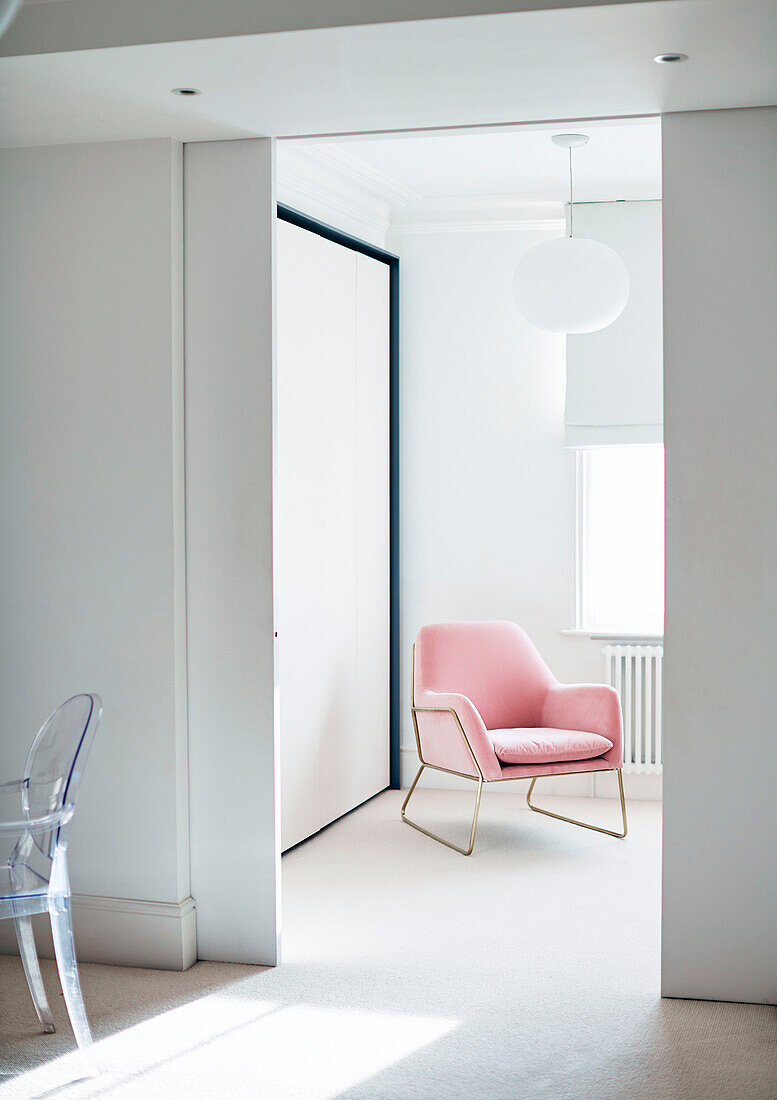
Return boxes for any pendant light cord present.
[568,147,574,237]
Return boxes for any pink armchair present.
[402,621,627,854]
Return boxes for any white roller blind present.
[565,200,662,447]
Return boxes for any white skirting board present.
[0,895,196,971]
[400,747,662,801]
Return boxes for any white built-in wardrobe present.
[275,215,391,851]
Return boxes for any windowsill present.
[562,628,664,642]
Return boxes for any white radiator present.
[603,645,663,774]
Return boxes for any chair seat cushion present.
[488,727,613,765]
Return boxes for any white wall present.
[662,106,777,1004]
[0,139,193,967]
[393,225,608,792]
[184,139,280,966]
[0,136,281,970]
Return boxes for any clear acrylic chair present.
[0,694,102,1068]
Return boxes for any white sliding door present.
[276,218,390,852]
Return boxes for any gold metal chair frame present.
[401,645,628,855]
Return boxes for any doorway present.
[277,118,664,798]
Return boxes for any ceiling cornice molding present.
[278,146,569,237]
[301,144,421,209]
[276,165,391,240]
[387,218,564,235]
[388,196,565,235]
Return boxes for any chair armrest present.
[542,683,623,767]
[0,804,74,838]
[0,779,27,834]
[414,691,502,780]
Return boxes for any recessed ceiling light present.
[653,53,688,64]
[171,87,201,96]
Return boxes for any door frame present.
[277,202,401,789]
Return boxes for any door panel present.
[352,255,390,815]
[276,219,390,851]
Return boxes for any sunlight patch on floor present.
[0,993,458,1099]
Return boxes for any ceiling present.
[0,1,776,149]
[276,117,660,238]
[0,0,691,55]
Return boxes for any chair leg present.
[14,914,55,1033]
[49,897,98,1073]
[401,764,484,856]
[526,769,628,839]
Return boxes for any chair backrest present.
[415,621,555,730]
[23,694,102,857]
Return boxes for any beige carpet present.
[0,791,775,1098]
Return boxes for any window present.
[576,446,664,636]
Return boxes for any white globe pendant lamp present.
[513,134,630,334]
